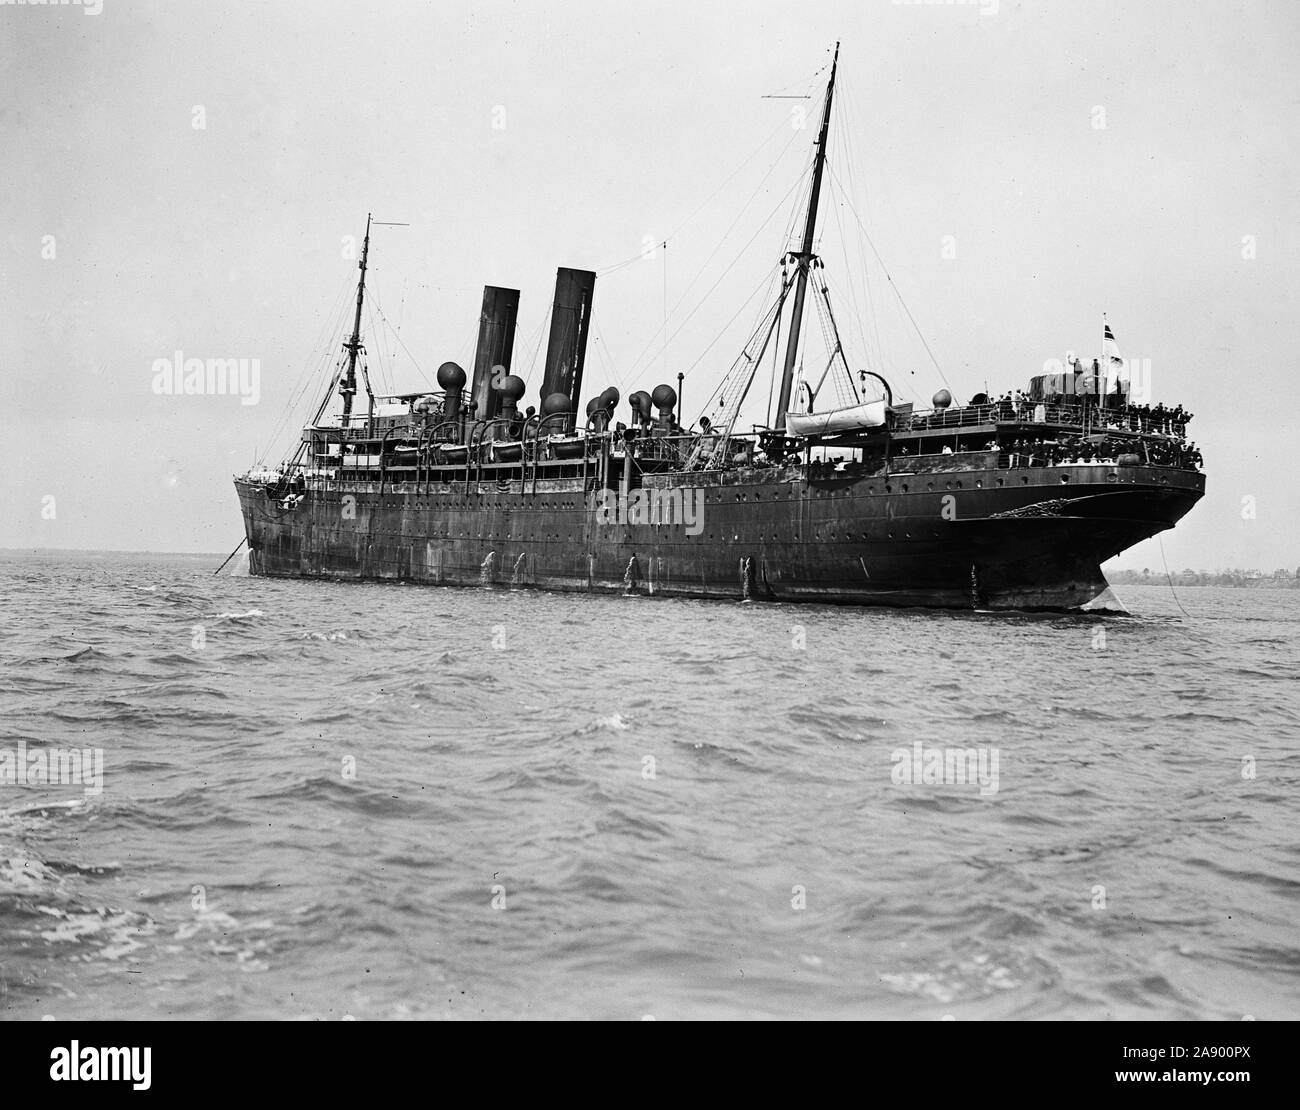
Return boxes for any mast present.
[340,213,372,426]
[774,43,838,433]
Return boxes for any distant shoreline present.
[1,547,225,559]
[1110,574,1299,589]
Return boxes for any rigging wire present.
[827,88,877,380]
[1158,535,1193,618]
[837,82,900,400]
[518,305,552,391]
[827,163,950,390]
[763,57,832,102]
[827,148,869,368]
[391,277,408,364]
[704,274,797,450]
[633,171,808,399]
[262,272,355,463]
[368,292,436,391]
[836,80,886,374]
[622,126,808,383]
[820,277,860,397]
[589,323,632,402]
[592,111,804,277]
[266,283,350,444]
[809,278,855,408]
[765,262,785,427]
[454,324,475,379]
[690,263,792,421]
[364,299,393,396]
[827,170,914,400]
[371,298,396,395]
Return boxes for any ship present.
[234,44,1203,611]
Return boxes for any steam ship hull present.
[235,462,1203,611]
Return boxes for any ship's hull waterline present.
[235,462,1203,612]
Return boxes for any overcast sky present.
[3,0,1297,572]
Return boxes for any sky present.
[3,0,1297,572]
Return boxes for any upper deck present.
[260,388,1201,495]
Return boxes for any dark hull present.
[234,463,1203,611]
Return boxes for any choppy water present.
[1,550,1296,1020]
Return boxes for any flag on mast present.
[1102,313,1125,396]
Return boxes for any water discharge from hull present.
[622,555,641,593]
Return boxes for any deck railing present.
[897,400,1188,439]
[281,407,1198,488]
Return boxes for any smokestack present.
[470,286,520,425]
[540,267,596,417]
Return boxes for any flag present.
[1102,314,1126,394]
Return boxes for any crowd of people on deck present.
[972,392,1190,436]
[1103,401,1192,437]
[997,435,1202,469]
[911,389,1195,441]
[975,392,1194,439]
[815,430,1203,474]
[691,424,1207,478]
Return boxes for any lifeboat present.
[784,390,888,437]
[548,434,586,460]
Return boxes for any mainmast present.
[340,213,372,426]
[774,43,838,433]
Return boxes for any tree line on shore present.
[1109,567,1300,587]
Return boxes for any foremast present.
[774,42,838,433]
[340,213,372,427]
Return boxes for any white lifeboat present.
[784,383,888,437]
